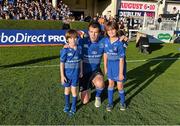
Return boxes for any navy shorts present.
[63,76,79,87]
[79,69,103,92]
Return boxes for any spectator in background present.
[127,16,134,29]
[0,0,72,20]
[80,14,84,21]
[172,7,178,14]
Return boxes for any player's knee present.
[93,76,104,88]
[108,80,114,88]
[94,80,104,88]
[117,83,124,90]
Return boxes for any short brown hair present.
[65,29,78,41]
[105,21,119,32]
[105,21,119,37]
[88,21,101,32]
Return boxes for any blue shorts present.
[107,61,126,82]
[63,76,79,87]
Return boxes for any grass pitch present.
[0,42,180,125]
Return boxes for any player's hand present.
[104,68,107,75]
[120,35,128,42]
[119,74,124,81]
[61,76,67,85]
[63,44,69,48]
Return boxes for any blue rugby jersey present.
[104,37,126,81]
[79,37,104,75]
[60,46,82,79]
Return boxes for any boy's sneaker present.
[120,103,126,111]
[63,106,70,113]
[94,97,101,108]
[106,104,113,112]
[68,110,76,117]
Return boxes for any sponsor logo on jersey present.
[67,53,73,56]
[92,51,98,55]
[84,44,88,48]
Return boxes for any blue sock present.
[71,96,77,112]
[65,94,70,107]
[119,90,125,105]
[96,88,103,97]
[108,87,114,105]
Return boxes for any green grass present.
[0,42,180,125]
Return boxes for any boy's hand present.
[119,74,124,81]
[120,35,128,42]
[63,44,69,48]
[61,76,67,85]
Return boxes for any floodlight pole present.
[175,13,179,31]
[143,12,147,30]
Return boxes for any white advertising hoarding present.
[140,30,174,43]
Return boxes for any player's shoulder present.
[117,39,124,46]
[60,47,68,54]
[100,37,108,41]
[78,37,89,45]
[99,37,109,45]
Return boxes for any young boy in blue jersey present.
[63,22,105,108]
[60,29,83,116]
[103,21,126,111]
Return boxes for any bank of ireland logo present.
[158,33,171,40]
[67,53,73,56]
[92,51,97,54]
[113,47,117,52]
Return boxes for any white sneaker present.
[94,97,101,108]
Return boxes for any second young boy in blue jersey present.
[104,21,126,111]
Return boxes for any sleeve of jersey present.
[78,46,83,60]
[101,38,107,53]
[118,43,125,58]
[60,49,67,63]
[78,38,84,47]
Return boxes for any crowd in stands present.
[0,0,71,20]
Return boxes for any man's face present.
[88,26,100,42]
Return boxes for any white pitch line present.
[1,57,180,69]
[127,57,180,63]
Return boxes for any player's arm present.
[60,49,67,84]
[60,62,67,84]
[103,53,108,75]
[119,58,124,81]
[118,44,125,81]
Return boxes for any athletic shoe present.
[120,103,126,111]
[106,104,113,112]
[63,106,70,113]
[68,110,76,117]
[94,97,101,108]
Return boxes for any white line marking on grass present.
[127,57,180,63]
[1,57,180,69]
[2,64,59,69]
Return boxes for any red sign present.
[120,1,156,12]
